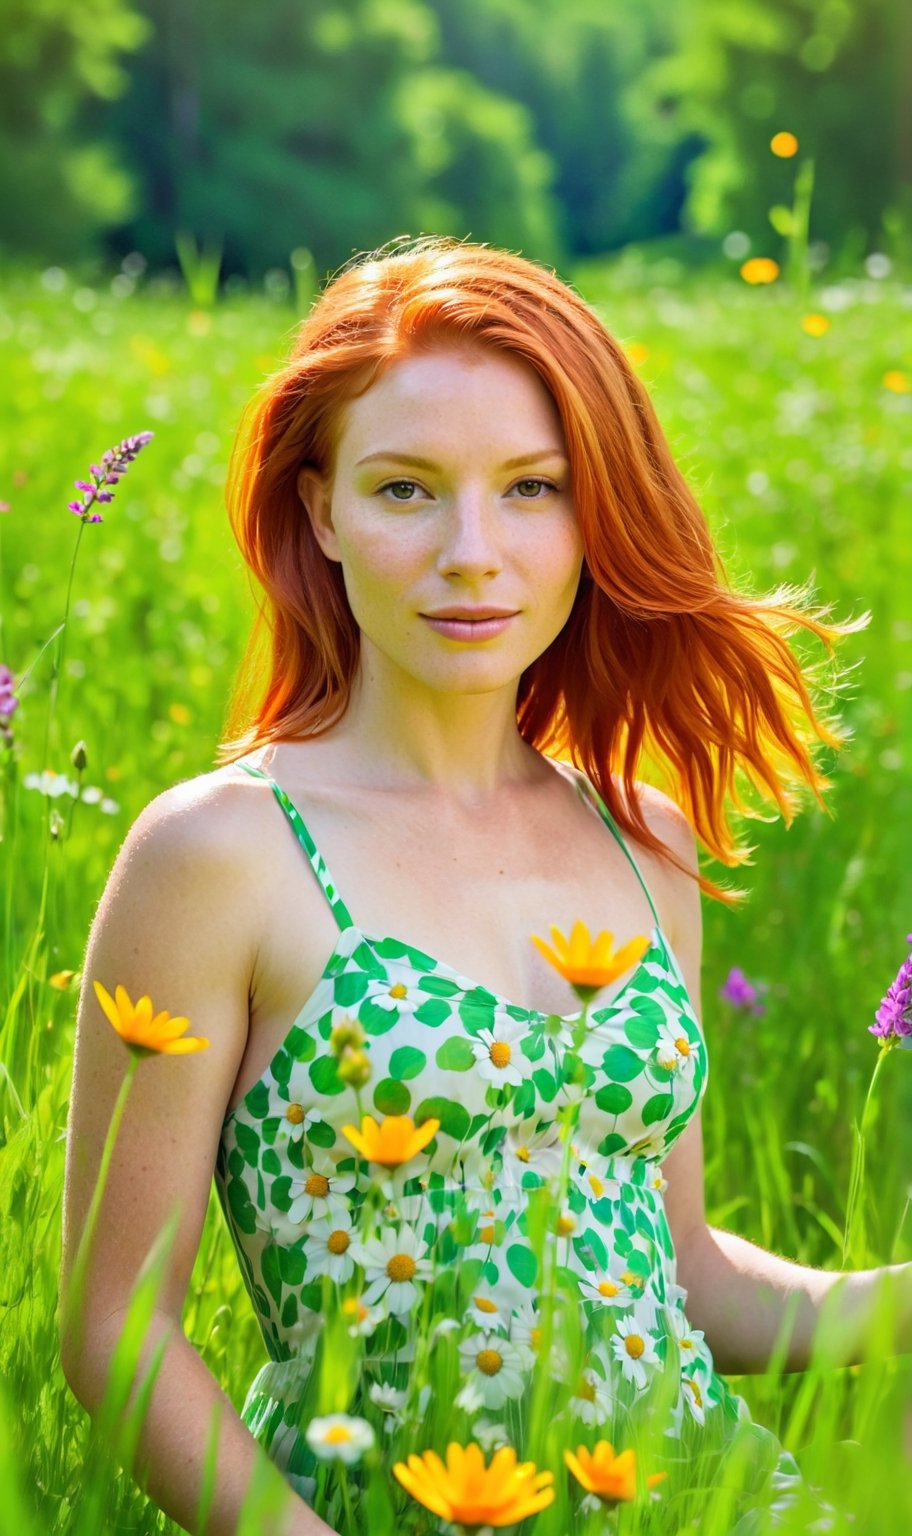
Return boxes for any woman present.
[61,237,892,1536]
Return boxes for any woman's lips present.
[421,614,517,641]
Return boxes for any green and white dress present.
[214,759,821,1531]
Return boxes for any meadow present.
[0,243,911,1532]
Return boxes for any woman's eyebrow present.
[355,449,569,469]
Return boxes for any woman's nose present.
[435,493,504,577]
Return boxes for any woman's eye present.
[513,478,555,498]
[379,480,420,501]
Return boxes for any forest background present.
[2,0,912,1531]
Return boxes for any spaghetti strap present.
[235,761,355,933]
[558,763,661,929]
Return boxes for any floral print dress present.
[214,759,817,1530]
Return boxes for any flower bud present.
[71,740,88,772]
[337,1046,372,1088]
[330,1018,365,1057]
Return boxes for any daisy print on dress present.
[472,1009,536,1088]
[457,1329,531,1410]
[612,1307,662,1390]
[347,1221,434,1314]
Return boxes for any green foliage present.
[0,0,150,262]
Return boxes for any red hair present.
[218,236,862,899]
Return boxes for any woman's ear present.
[297,466,341,562]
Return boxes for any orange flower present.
[92,980,209,1056]
[801,314,830,336]
[740,257,780,285]
[564,1440,666,1505]
[393,1441,554,1526]
[770,131,799,157]
[340,1113,440,1167]
[530,919,650,997]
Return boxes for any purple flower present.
[869,935,912,1045]
[718,966,766,1016]
[68,430,154,524]
[0,664,19,748]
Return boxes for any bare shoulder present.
[623,780,701,961]
[631,781,699,874]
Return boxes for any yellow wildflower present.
[770,131,799,157]
[801,314,830,336]
[393,1441,554,1526]
[340,1113,440,1166]
[530,918,650,999]
[92,980,209,1057]
[740,258,780,285]
[564,1440,666,1505]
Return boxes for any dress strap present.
[557,762,661,929]
[235,761,356,933]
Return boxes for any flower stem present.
[842,1042,893,1267]
[336,1462,357,1536]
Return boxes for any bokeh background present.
[2,1,912,1531]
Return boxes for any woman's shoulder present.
[120,758,276,881]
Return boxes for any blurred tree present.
[425,0,703,255]
[0,0,150,263]
[107,0,561,279]
[636,0,909,263]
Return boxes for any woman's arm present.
[60,781,337,1536]
[643,786,912,1374]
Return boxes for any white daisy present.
[305,1413,374,1464]
[340,1293,387,1338]
[472,1418,510,1454]
[302,1208,358,1284]
[645,1165,668,1195]
[567,1363,616,1425]
[275,1096,322,1144]
[655,1023,700,1076]
[666,1305,707,1362]
[680,1369,708,1426]
[467,1288,508,1332]
[457,1330,529,1410]
[368,1381,407,1416]
[286,1151,357,1225]
[454,1375,486,1413]
[496,1121,563,1213]
[362,975,423,1017]
[472,1013,533,1087]
[579,1255,636,1309]
[611,1310,661,1390]
[347,1221,433,1315]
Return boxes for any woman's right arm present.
[59,780,337,1536]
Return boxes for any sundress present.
[214,758,828,1533]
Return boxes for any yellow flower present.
[739,257,780,285]
[801,314,830,336]
[624,342,649,366]
[883,370,909,393]
[530,919,650,998]
[393,1441,555,1526]
[49,969,80,990]
[563,1441,666,1506]
[92,980,209,1056]
[770,131,799,157]
[168,702,191,725]
[340,1113,440,1167]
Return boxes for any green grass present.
[1,247,911,1532]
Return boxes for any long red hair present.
[218,236,861,899]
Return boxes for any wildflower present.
[472,1012,533,1087]
[801,314,830,336]
[347,1221,433,1313]
[49,969,80,990]
[330,1017,365,1055]
[341,1112,440,1166]
[337,1046,372,1088]
[740,258,780,285]
[305,1413,374,1465]
[393,1440,555,1527]
[0,665,19,748]
[869,935,912,1046]
[67,431,154,524]
[564,1440,666,1505]
[770,131,799,157]
[567,1364,615,1425]
[611,1312,660,1389]
[457,1330,531,1411]
[530,919,650,1002]
[92,979,209,1057]
[718,966,765,1015]
[883,371,910,394]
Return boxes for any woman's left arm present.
[640,783,912,1373]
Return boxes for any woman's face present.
[299,342,585,698]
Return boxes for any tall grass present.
[0,246,910,1531]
